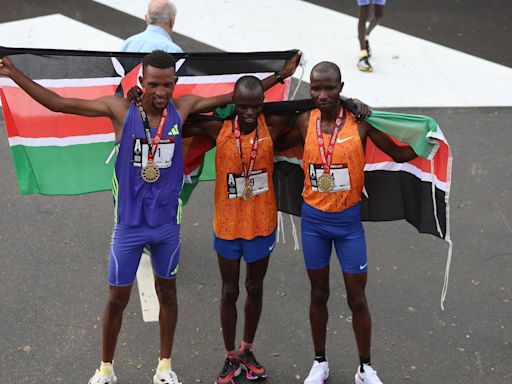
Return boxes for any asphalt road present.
[1,1,512,383]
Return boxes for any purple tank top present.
[113,102,183,226]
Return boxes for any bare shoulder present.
[104,96,130,120]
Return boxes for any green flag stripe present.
[10,142,115,195]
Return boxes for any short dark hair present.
[234,75,264,95]
[142,50,176,73]
[311,61,342,82]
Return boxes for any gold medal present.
[317,173,334,192]
[242,184,254,201]
[141,164,160,183]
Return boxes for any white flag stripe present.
[8,133,115,147]
[0,77,121,88]
[364,161,449,192]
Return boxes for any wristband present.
[274,71,285,84]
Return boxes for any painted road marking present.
[136,253,159,322]
[0,13,122,50]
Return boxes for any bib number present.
[227,170,269,199]
[132,138,175,168]
[309,163,351,192]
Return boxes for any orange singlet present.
[213,115,277,240]
[302,108,365,212]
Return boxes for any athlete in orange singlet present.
[276,61,416,384]
[184,76,299,384]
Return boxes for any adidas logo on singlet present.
[168,124,180,136]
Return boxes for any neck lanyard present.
[315,107,345,175]
[233,116,259,181]
[137,102,168,165]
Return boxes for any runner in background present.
[356,0,386,72]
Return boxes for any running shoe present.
[88,369,117,384]
[153,369,182,384]
[365,39,372,57]
[357,56,373,72]
[355,363,383,384]
[215,357,242,384]
[239,348,267,380]
[304,361,329,384]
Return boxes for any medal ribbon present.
[233,116,258,183]
[315,107,345,175]
[137,102,168,165]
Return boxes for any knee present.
[221,283,239,304]
[245,279,264,299]
[373,7,384,20]
[156,283,177,307]
[106,293,130,315]
[347,292,368,315]
[311,285,330,306]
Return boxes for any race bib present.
[132,138,175,168]
[309,163,351,192]
[226,170,269,199]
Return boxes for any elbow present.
[49,98,66,113]
[49,98,70,114]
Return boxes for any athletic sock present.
[359,356,371,372]
[158,357,172,372]
[226,349,238,359]
[99,361,113,377]
[314,351,326,363]
[240,340,253,352]
[359,49,369,58]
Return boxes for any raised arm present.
[0,56,128,134]
[174,51,302,122]
[362,121,417,163]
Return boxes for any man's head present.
[146,0,178,34]
[233,76,264,125]
[310,61,344,113]
[140,50,177,110]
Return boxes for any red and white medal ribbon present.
[142,106,168,165]
[234,115,258,182]
[315,107,345,175]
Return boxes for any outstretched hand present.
[0,56,14,77]
[127,86,143,105]
[280,50,302,79]
[352,98,372,121]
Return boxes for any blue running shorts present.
[301,202,367,274]
[108,222,180,286]
[357,0,386,5]
[214,229,277,263]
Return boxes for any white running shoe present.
[88,369,117,384]
[153,369,182,384]
[355,363,383,384]
[304,361,329,384]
